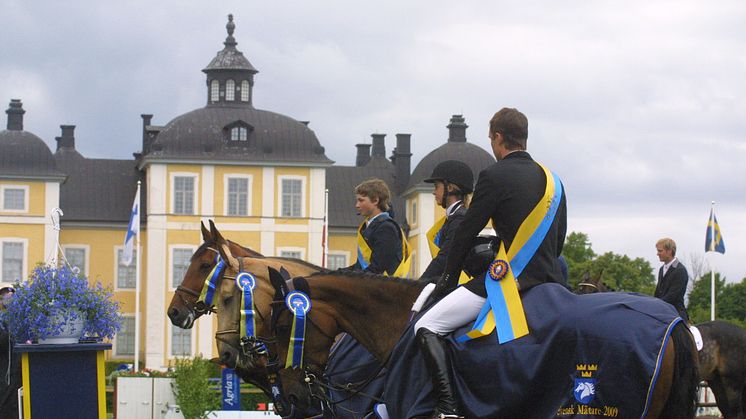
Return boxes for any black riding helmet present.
[423,160,475,208]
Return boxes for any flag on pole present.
[705,208,725,254]
[123,185,140,266]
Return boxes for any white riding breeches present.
[414,286,486,335]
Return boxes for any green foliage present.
[172,356,220,419]
[563,231,655,293]
[688,273,746,326]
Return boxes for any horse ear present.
[268,267,288,296]
[210,222,239,271]
[201,221,211,242]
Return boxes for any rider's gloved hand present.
[430,273,456,302]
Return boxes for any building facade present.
[0,15,494,369]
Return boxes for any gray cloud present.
[2,0,745,281]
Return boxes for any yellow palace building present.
[0,16,493,369]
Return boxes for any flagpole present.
[134,181,142,371]
[710,201,716,321]
[322,188,329,268]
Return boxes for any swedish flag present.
[705,209,725,254]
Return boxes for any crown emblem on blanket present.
[576,364,598,378]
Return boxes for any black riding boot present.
[416,328,464,419]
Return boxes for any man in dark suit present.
[414,108,567,418]
[654,238,689,322]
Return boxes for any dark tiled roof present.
[0,130,64,178]
[407,142,495,192]
[146,106,332,165]
[55,150,142,223]
[326,157,405,229]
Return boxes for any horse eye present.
[200,262,212,270]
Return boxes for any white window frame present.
[170,173,198,215]
[410,200,418,225]
[240,80,250,102]
[0,238,27,283]
[210,80,220,102]
[326,251,349,270]
[224,174,252,217]
[114,246,137,290]
[277,247,305,260]
[1,185,29,213]
[169,323,195,358]
[278,175,305,218]
[114,315,136,357]
[226,79,235,101]
[170,245,197,290]
[230,127,247,142]
[62,244,90,277]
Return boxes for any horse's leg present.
[655,323,698,419]
[707,376,735,418]
[719,376,746,419]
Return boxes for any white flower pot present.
[39,310,85,344]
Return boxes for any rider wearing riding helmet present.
[414,108,567,419]
[420,160,474,282]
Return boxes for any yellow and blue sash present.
[458,163,563,344]
[357,213,412,277]
[427,215,471,285]
[198,256,225,307]
[236,272,257,340]
[285,290,312,368]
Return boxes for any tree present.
[562,232,655,293]
[686,271,724,324]
[562,232,596,289]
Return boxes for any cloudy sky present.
[2,1,745,284]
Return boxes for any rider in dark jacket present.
[420,160,474,281]
[415,108,567,419]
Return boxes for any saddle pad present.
[384,283,681,419]
[688,325,703,351]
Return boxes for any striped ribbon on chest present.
[458,163,563,344]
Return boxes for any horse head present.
[213,240,322,418]
[167,220,263,329]
[576,270,611,294]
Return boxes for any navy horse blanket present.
[383,283,682,419]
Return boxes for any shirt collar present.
[663,257,677,271]
[445,200,463,218]
[366,212,386,226]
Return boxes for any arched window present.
[210,80,220,102]
[226,79,235,101]
[241,81,250,102]
[230,127,247,141]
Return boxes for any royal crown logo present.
[576,364,598,378]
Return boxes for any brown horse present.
[167,221,264,329]
[575,273,746,419]
[167,221,321,416]
[213,236,698,419]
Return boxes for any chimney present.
[394,134,412,194]
[355,144,371,167]
[6,99,25,131]
[447,114,468,142]
[371,134,386,158]
[141,114,153,153]
[56,125,76,150]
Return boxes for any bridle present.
[268,278,385,417]
[175,246,224,316]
